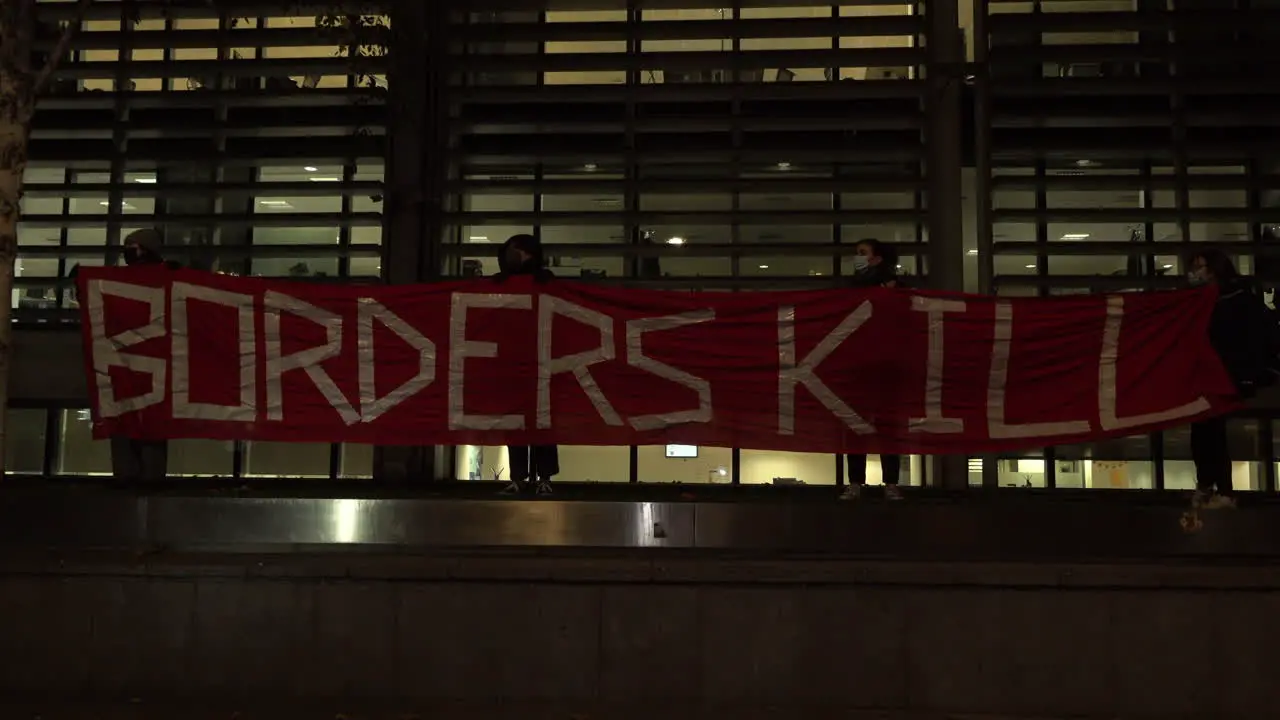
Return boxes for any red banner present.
[77,267,1238,455]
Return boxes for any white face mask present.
[852,255,871,272]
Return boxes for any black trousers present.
[1190,416,1232,494]
[847,453,901,487]
[509,445,560,483]
[110,437,168,482]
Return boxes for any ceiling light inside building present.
[309,176,339,182]
[100,201,135,210]
[134,177,156,184]
[967,249,978,255]
[759,264,769,269]
[259,200,292,207]
[1076,159,1094,167]
[1061,233,1090,240]
[777,162,792,170]
[1025,264,1037,269]
[584,163,598,171]
[667,236,685,246]
[304,166,318,172]
[469,236,489,242]
[1163,264,1173,269]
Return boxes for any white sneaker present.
[1203,493,1237,510]
[884,485,903,501]
[839,485,861,501]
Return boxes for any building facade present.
[10,0,1280,490]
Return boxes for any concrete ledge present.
[0,701,1177,720]
[3,489,1278,560]
[5,547,1280,590]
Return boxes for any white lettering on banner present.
[625,310,715,431]
[170,282,257,422]
[909,296,966,434]
[1098,295,1210,430]
[777,303,875,436]
[263,291,360,425]
[448,293,532,431]
[987,302,1090,438]
[536,295,623,429]
[357,298,437,423]
[86,280,167,419]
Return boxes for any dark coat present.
[1209,278,1277,395]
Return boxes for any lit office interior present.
[9,1,1280,489]
[12,6,386,478]
[977,0,1279,491]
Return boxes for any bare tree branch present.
[31,0,96,96]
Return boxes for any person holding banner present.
[840,238,904,501]
[494,233,561,495]
[1184,249,1278,510]
[111,228,178,484]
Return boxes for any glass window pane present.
[995,455,1046,488]
[254,226,341,245]
[341,444,374,479]
[252,255,341,278]
[57,409,112,476]
[456,445,508,481]
[7,408,47,474]
[244,442,331,478]
[741,450,835,486]
[637,444,732,484]
[1056,435,1153,490]
[1086,459,1155,490]
[555,446,630,483]
[967,457,984,487]
[168,439,234,477]
[745,255,833,279]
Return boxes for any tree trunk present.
[0,70,34,479]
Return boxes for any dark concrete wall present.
[2,550,1278,718]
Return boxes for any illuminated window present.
[244,442,331,478]
[56,409,111,476]
[741,450,835,486]
[637,444,732,484]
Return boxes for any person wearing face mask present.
[111,229,178,485]
[842,238,904,501]
[1183,249,1278,510]
[493,234,560,495]
[122,228,180,269]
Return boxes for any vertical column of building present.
[926,0,969,489]
[373,0,451,482]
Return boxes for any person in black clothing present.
[1184,249,1276,509]
[111,228,177,484]
[494,234,560,495]
[841,238,904,501]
